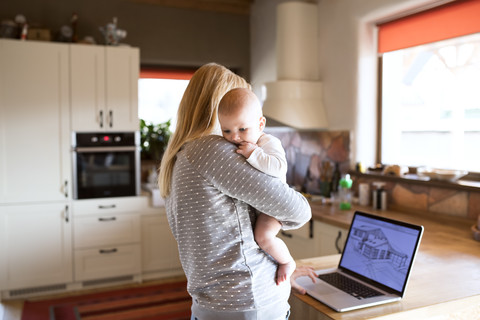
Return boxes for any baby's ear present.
[259,116,266,131]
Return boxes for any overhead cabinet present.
[70,44,139,132]
[0,39,71,204]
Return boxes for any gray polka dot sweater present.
[166,135,312,320]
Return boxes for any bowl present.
[417,167,467,182]
[433,169,468,181]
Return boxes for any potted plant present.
[139,119,172,163]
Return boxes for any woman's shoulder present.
[183,135,238,162]
[186,135,233,150]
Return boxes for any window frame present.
[376,0,480,178]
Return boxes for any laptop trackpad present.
[310,284,337,295]
[296,276,337,295]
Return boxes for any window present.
[381,34,480,172]
[138,68,194,130]
[378,0,480,173]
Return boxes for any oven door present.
[73,146,139,199]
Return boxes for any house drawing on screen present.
[351,225,408,268]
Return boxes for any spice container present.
[372,182,387,210]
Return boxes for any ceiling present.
[131,0,254,15]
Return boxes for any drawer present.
[74,213,140,248]
[73,196,148,216]
[74,244,141,281]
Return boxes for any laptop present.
[296,211,424,312]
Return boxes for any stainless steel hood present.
[262,1,328,129]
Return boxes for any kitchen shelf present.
[349,171,480,193]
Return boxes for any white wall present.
[250,0,444,168]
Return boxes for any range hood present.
[262,1,328,129]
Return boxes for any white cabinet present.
[279,220,317,260]
[70,44,139,132]
[0,203,72,291]
[0,39,71,204]
[72,197,143,282]
[141,212,182,274]
[314,220,348,256]
[279,220,349,259]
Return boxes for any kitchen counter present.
[291,202,480,319]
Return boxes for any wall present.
[0,0,250,78]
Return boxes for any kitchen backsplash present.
[354,175,480,220]
[266,128,350,194]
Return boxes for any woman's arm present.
[185,135,311,229]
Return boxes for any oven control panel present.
[74,132,138,147]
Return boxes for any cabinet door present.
[0,39,70,203]
[70,44,106,131]
[278,220,317,260]
[0,203,72,290]
[141,214,181,273]
[105,46,139,131]
[314,221,348,256]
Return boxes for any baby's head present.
[218,88,266,145]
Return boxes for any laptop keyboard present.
[318,273,383,299]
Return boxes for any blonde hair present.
[158,63,250,197]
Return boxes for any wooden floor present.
[0,276,187,320]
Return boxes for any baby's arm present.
[247,135,287,180]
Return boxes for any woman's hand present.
[290,266,317,295]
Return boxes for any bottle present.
[331,162,341,193]
[339,174,353,210]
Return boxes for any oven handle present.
[74,146,139,152]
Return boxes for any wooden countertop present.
[293,202,480,319]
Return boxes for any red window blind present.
[140,68,196,80]
[378,0,480,53]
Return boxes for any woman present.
[159,63,312,320]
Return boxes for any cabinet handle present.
[309,219,314,238]
[64,180,68,198]
[109,110,113,128]
[98,217,116,222]
[65,205,69,223]
[99,110,104,128]
[98,204,116,209]
[335,230,343,254]
[280,231,293,238]
[99,248,118,254]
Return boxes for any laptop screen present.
[339,212,423,294]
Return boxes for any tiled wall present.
[266,128,351,195]
[354,175,480,220]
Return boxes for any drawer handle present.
[98,217,116,222]
[99,248,118,254]
[99,110,104,128]
[98,204,116,209]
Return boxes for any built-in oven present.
[72,132,140,199]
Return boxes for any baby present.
[218,87,295,285]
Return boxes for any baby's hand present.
[236,142,257,158]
